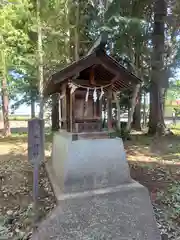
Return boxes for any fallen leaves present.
[127,133,180,239]
[0,138,56,239]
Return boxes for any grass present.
[9,116,30,121]
[170,123,180,135]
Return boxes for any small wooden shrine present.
[44,48,141,133]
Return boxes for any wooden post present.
[51,93,60,131]
[59,94,62,129]
[70,92,73,132]
[62,83,67,130]
[107,87,113,131]
[96,98,99,118]
[93,100,97,118]
[72,92,75,132]
[66,86,70,132]
[90,67,96,85]
[99,97,103,120]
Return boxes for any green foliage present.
[108,122,130,140]
[116,128,131,141]
[0,0,179,119]
[167,80,180,101]
[0,215,11,240]
[160,182,180,221]
[165,79,180,116]
[9,115,30,121]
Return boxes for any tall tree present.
[37,0,44,119]
[148,0,167,135]
[0,1,29,136]
[132,90,142,130]
[104,0,151,132]
[0,0,39,120]
[0,43,10,136]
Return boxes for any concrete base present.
[32,181,161,240]
[45,160,63,200]
[51,131,131,193]
[33,131,161,240]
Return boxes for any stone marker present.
[32,133,161,240]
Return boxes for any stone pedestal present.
[32,131,161,240]
[51,131,131,193]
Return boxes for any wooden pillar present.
[93,100,97,118]
[102,96,106,128]
[71,92,75,132]
[69,91,73,132]
[96,98,100,118]
[99,97,102,120]
[59,94,62,129]
[66,85,75,132]
[62,83,67,130]
[107,87,113,131]
[66,86,70,132]
[99,95,104,129]
[51,93,59,131]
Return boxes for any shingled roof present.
[43,48,141,97]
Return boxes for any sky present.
[10,102,39,115]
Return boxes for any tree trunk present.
[37,0,44,119]
[149,82,165,135]
[148,0,166,135]
[142,92,147,127]
[132,91,141,130]
[162,88,167,115]
[31,99,35,118]
[132,102,141,130]
[65,0,72,63]
[30,89,36,118]
[113,92,121,131]
[1,48,10,136]
[74,0,79,61]
[126,84,140,132]
[51,94,59,131]
[126,48,141,132]
[1,76,10,136]
[149,82,158,134]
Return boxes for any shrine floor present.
[0,128,179,239]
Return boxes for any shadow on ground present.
[125,133,180,163]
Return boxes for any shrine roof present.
[43,49,142,97]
